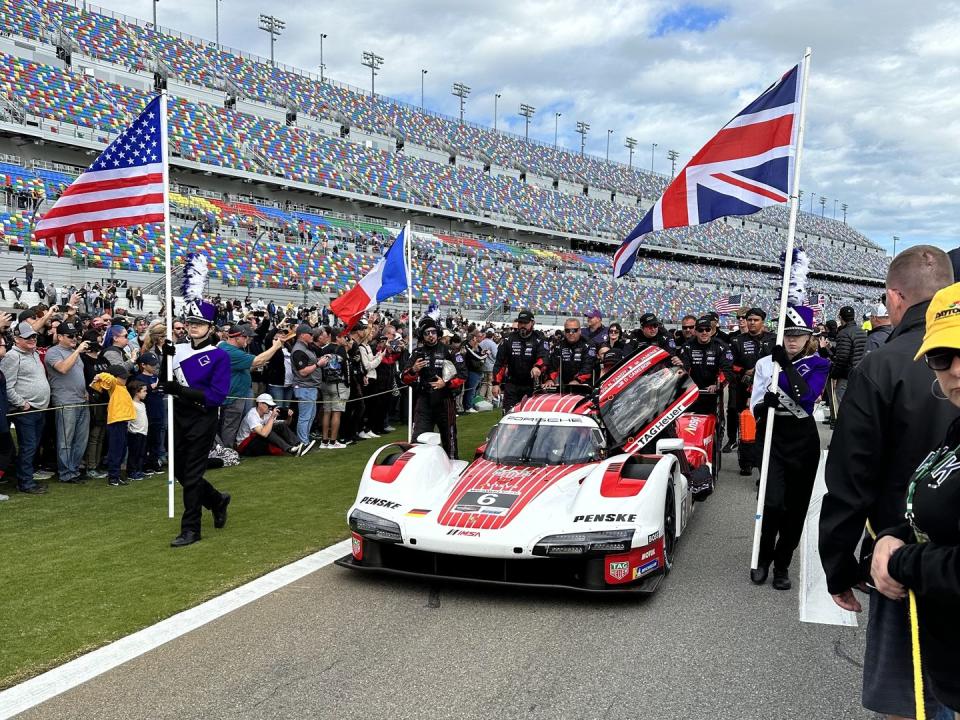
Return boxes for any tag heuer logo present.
[609,561,629,580]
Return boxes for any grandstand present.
[0,0,888,323]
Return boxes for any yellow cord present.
[909,589,926,720]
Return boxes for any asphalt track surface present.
[21,444,876,720]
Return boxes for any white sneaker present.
[465,408,478,414]
[33,470,54,481]
[289,443,303,455]
[384,425,396,432]
[366,431,381,438]
[329,441,347,449]
[317,441,330,449]
[357,431,374,439]
[299,440,317,456]
[0,493,8,502]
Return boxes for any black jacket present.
[864,324,893,354]
[819,301,960,594]
[880,416,960,709]
[830,322,867,379]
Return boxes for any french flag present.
[330,227,409,328]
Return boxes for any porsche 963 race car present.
[335,346,719,593]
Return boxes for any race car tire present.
[712,422,722,479]
[663,483,676,574]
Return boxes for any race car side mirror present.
[417,432,442,446]
[655,438,685,455]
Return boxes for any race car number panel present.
[453,491,520,515]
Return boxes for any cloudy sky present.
[107,0,960,255]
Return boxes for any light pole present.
[606,129,613,161]
[420,69,427,108]
[666,149,679,179]
[554,112,561,148]
[258,14,285,67]
[819,195,826,217]
[893,235,899,257]
[319,33,327,82]
[214,0,220,48]
[841,203,848,224]
[152,0,158,28]
[575,121,589,156]
[809,192,814,212]
[519,103,535,141]
[451,82,470,124]
[625,136,637,168]
[494,93,501,131]
[361,50,384,98]
[650,142,657,172]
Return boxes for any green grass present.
[0,413,496,689]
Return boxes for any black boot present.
[721,440,738,453]
[213,493,231,529]
[171,530,201,547]
[750,565,769,585]
[772,568,791,590]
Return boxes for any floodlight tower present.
[819,195,827,217]
[841,203,848,224]
[606,129,613,161]
[625,136,637,168]
[893,235,900,256]
[319,33,328,82]
[666,149,680,178]
[576,121,589,157]
[258,14,285,67]
[519,103,535,141]
[361,50,384,98]
[554,112,561,148]
[650,142,657,172]
[494,93,501,130]
[452,82,470,124]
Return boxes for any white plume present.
[787,246,809,306]
[180,253,208,302]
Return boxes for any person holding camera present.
[44,320,91,484]
[236,393,312,457]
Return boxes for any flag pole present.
[405,220,414,443]
[750,48,812,570]
[159,90,175,520]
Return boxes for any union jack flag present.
[34,94,167,257]
[614,64,803,278]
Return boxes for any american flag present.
[713,294,743,314]
[614,63,803,278]
[34,95,167,256]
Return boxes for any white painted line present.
[0,538,352,719]
[799,450,858,627]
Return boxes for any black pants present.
[689,393,718,416]
[502,383,534,414]
[412,394,458,459]
[173,400,224,536]
[757,415,820,571]
[127,432,147,475]
[362,382,386,433]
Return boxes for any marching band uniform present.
[165,299,232,547]
[749,306,830,589]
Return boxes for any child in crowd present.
[126,380,148,480]
[134,351,165,473]
[90,364,135,486]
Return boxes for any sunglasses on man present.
[564,328,581,334]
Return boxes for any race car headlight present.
[532,529,634,557]
[348,509,403,543]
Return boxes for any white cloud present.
[107,0,960,253]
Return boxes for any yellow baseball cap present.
[915,282,960,360]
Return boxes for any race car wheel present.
[663,484,676,573]
[712,424,722,479]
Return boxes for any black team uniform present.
[729,319,775,470]
[492,313,550,413]
[401,324,466,459]
[165,314,231,548]
[677,326,733,415]
[547,336,596,391]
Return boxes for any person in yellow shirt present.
[90,364,135,486]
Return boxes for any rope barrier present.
[908,589,927,720]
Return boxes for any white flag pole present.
[405,221,414,443]
[159,90,176,519]
[750,48,812,570]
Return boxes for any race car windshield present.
[600,364,691,446]
[484,422,599,466]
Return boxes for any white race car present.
[335,347,715,593]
